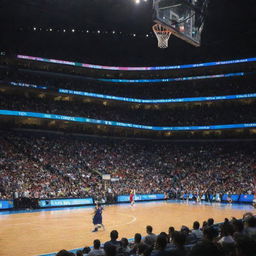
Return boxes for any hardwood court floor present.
[0,201,255,256]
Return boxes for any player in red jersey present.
[130,190,135,206]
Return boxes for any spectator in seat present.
[144,225,157,247]
[180,226,197,245]
[218,223,235,245]
[207,218,215,227]
[206,219,219,239]
[151,234,169,256]
[202,221,208,230]
[231,219,244,239]
[82,247,91,255]
[104,230,121,251]
[243,212,254,220]
[244,216,256,238]
[89,240,104,256]
[137,243,151,256]
[104,244,116,256]
[189,240,222,256]
[168,231,187,256]
[76,250,83,256]
[56,250,75,256]
[203,227,219,242]
[191,221,203,241]
[130,233,145,255]
[168,227,175,244]
[235,236,256,256]
[120,238,131,255]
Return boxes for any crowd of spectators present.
[57,213,256,256]
[1,67,255,99]
[0,93,255,126]
[0,132,255,200]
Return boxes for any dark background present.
[0,0,256,65]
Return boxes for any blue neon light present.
[222,194,240,202]
[239,194,254,203]
[7,81,256,104]
[10,81,48,90]
[59,89,256,104]
[0,200,14,209]
[117,194,165,202]
[0,110,256,131]
[98,72,246,83]
[39,198,93,208]
[17,55,256,71]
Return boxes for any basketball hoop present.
[152,23,172,49]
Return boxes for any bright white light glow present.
[72,29,75,32]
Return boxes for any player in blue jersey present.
[92,203,105,232]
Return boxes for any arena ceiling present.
[0,0,256,65]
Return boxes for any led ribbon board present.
[97,72,247,83]
[17,55,256,71]
[39,198,93,208]
[8,82,256,104]
[0,200,14,209]
[0,110,255,131]
[117,194,165,202]
[59,89,256,104]
[9,71,247,85]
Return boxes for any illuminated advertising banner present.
[59,89,256,104]
[39,198,93,208]
[183,193,193,199]
[98,72,246,83]
[9,72,253,84]
[10,81,48,90]
[17,55,256,71]
[0,110,256,131]
[0,200,14,209]
[183,194,214,200]
[222,194,240,202]
[183,194,253,203]
[117,194,165,202]
[239,194,254,203]
[7,81,256,104]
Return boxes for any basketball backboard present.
[153,0,209,47]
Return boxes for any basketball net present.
[152,24,172,49]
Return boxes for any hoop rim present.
[152,23,172,48]
[152,23,172,34]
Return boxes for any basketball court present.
[1,200,255,256]
[0,2,253,256]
